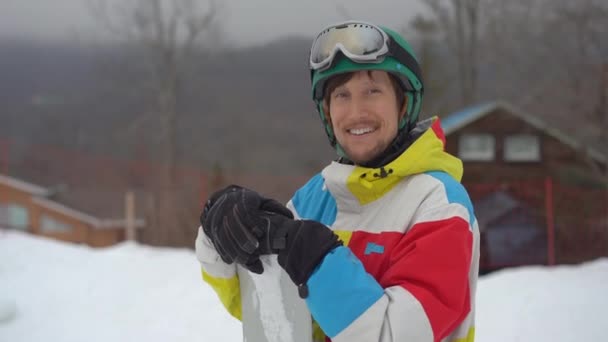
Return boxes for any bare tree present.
[89,0,221,246]
[597,65,608,183]
[408,14,452,116]
[422,0,482,106]
[463,0,481,105]
[538,0,608,179]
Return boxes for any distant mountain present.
[0,36,334,174]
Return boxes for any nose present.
[349,95,369,119]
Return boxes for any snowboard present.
[238,255,313,342]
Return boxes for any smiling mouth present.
[348,127,376,136]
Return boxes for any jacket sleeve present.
[195,226,242,320]
[304,201,476,342]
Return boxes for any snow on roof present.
[1,174,145,229]
[440,101,607,164]
[0,174,49,196]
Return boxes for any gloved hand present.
[201,185,342,297]
[200,184,243,238]
[256,213,342,296]
[200,185,293,273]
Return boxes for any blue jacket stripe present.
[291,173,337,226]
[426,171,476,227]
[306,246,384,338]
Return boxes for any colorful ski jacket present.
[196,117,479,342]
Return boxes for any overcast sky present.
[0,0,425,46]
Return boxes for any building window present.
[40,215,73,233]
[504,134,540,162]
[2,204,30,230]
[458,134,496,161]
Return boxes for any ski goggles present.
[310,21,389,71]
[309,21,422,85]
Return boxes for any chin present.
[340,141,388,165]
[345,150,378,165]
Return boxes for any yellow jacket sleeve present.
[195,226,242,320]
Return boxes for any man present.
[196,20,479,342]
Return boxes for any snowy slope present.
[0,230,606,342]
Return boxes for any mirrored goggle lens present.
[310,23,386,65]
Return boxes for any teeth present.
[349,127,374,135]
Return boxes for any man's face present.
[326,70,403,165]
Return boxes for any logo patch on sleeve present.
[364,242,385,255]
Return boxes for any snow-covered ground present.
[1,230,606,342]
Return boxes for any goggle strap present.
[387,38,423,88]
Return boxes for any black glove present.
[256,214,342,296]
[200,185,242,261]
[200,185,293,273]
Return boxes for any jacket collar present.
[322,117,463,206]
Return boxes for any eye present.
[363,86,382,95]
[333,90,349,99]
